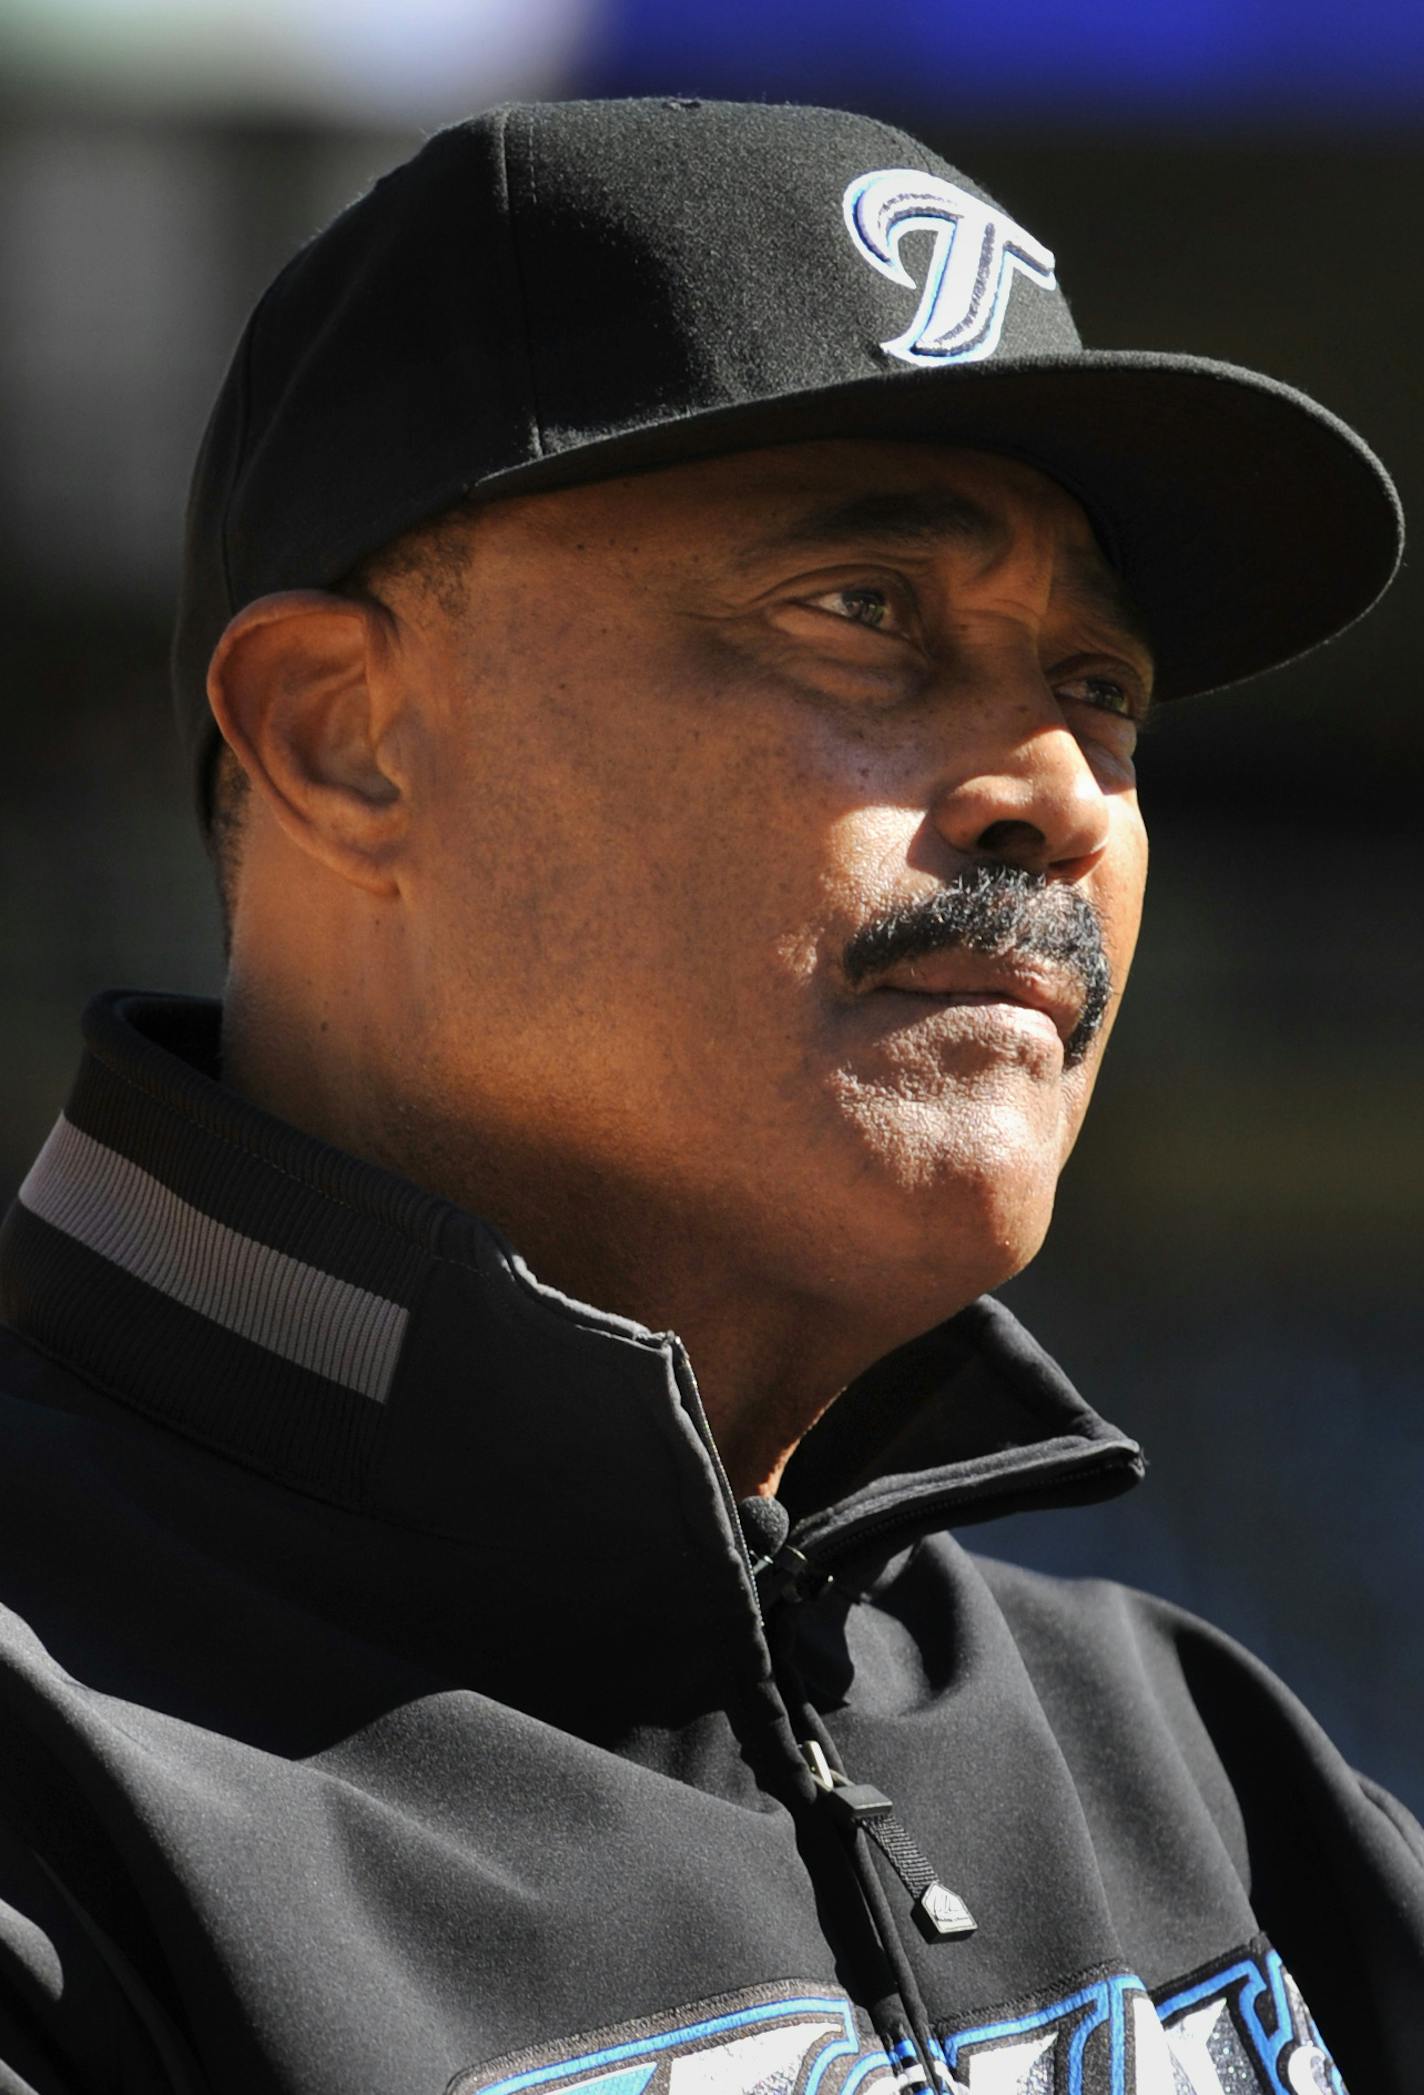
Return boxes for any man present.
[0,96,1418,2095]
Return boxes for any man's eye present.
[1056,672,1140,720]
[805,586,897,632]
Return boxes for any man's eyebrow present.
[732,489,1000,571]
[731,485,1156,680]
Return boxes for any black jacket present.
[0,991,1419,2095]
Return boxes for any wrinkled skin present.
[212,440,1152,1495]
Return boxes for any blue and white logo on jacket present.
[450,1950,1347,2095]
[449,1984,900,2095]
[941,1946,1344,2092]
[842,170,1056,366]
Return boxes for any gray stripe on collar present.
[19,1114,408,1405]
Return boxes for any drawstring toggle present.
[801,1741,977,1943]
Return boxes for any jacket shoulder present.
[972,1549,1424,2059]
[974,1547,1419,1826]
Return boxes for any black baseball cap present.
[173,96,1403,823]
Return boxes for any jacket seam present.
[0,1321,382,1514]
[78,1038,488,1276]
[930,1954,1149,2039]
[79,1032,668,1359]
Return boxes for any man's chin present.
[921,1174,1058,1303]
[809,1135,1063,1327]
[831,1057,1074,1189]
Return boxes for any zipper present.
[665,1340,765,1623]
[667,1349,949,2083]
[754,1490,1012,2089]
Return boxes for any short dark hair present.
[208,741,251,961]
[205,500,482,957]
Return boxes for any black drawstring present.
[750,1515,975,2095]
[781,1696,944,2090]
[800,1739,976,1943]
[749,1517,977,1943]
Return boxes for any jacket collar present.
[2,992,1143,1576]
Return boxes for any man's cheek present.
[1095,829,1148,994]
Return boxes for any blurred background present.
[1,3,1420,1813]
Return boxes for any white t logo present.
[843,169,1056,366]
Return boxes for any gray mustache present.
[842,863,1112,1070]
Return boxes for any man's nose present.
[929,711,1112,878]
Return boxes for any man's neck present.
[220,982,958,1501]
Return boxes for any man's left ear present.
[206,589,411,897]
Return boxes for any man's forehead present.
[483,438,1153,661]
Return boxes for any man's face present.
[393,439,1150,1324]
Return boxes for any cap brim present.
[469,350,1402,702]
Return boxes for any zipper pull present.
[801,1742,977,1943]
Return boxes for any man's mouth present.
[839,865,1112,1071]
[861,951,1084,1047]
